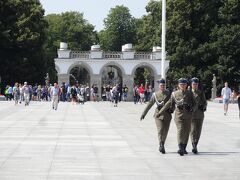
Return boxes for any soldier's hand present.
[140,115,145,121]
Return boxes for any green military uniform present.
[190,78,207,154]
[141,88,173,154]
[158,78,196,156]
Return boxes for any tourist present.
[221,82,232,115]
[133,85,139,104]
[138,84,145,104]
[50,82,60,110]
[13,83,20,105]
[22,82,30,106]
[122,84,128,101]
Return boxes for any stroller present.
[77,94,84,104]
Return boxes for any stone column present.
[123,75,134,101]
[58,74,69,85]
[91,74,102,100]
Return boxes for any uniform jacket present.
[158,89,197,120]
[141,90,172,120]
[192,89,207,119]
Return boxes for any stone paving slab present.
[0,101,239,180]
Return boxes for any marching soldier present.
[158,78,196,156]
[190,78,207,154]
[140,79,174,154]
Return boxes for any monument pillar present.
[123,75,134,101]
[211,74,217,100]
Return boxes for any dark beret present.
[178,78,188,84]
[157,78,166,84]
[191,77,199,84]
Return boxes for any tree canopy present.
[99,5,137,51]
[44,12,97,82]
[0,0,47,86]
[134,0,240,97]
[1,0,239,98]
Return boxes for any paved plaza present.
[0,100,239,180]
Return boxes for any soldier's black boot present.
[192,142,198,154]
[177,144,184,156]
[159,142,165,154]
[183,144,188,154]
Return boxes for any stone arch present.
[67,61,93,86]
[67,61,93,75]
[99,61,126,75]
[131,62,157,77]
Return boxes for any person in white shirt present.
[51,83,60,110]
[22,82,30,106]
[221,82,232,115]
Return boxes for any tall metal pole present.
[161,0,166,79]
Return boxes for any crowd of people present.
[3,80,240,117]
[2,79,240,156]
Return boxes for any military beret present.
[157,78,166,84]
[191,77,199,84]
[178,78,188,84]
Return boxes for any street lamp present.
[161,0,166,79]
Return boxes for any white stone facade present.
[55,43,169,100]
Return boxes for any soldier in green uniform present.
[140,79,174,154]
[190,77,207,154]
[158,78,196,156]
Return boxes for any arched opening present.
[101,65,123,86]
[101,65,123,101]
[69,66,90,86]
[134,66,154,88]
[133,66,155,102]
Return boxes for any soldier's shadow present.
[197,152,240,156]
[166,152,240,156]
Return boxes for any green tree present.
[99,5,137,51]
[207,0,240,91]
[135,0,162,51]
[44,12,97,82]
[0,0,47,87]
[136,0,240,98]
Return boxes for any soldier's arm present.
[141,94,155,118]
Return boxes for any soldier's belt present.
[177,105,192,112]
[157,105,164,110]
[177,105,184,110]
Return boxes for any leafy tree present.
[135,0,240,98]
[135,0,162,51]
[99,5,137,51]
[0,0,47,88]
[44,12,97,82]
[208,0,240,92]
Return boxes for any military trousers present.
[155,117,171,144]
[190,111,204,143]
[174,109,192,145]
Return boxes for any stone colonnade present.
[55,43,169,101]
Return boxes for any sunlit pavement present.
[0,100,239,180]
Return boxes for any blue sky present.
[40,0,149,31]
